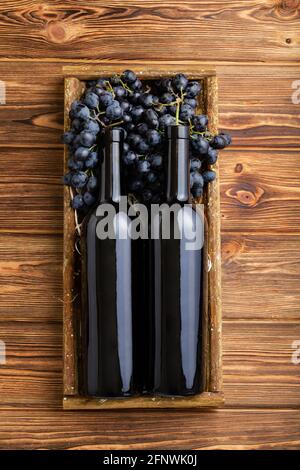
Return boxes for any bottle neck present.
[166,126,190,203]
[98,129,124,203]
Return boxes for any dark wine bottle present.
[151,125,205,396]
[80,128,142,397]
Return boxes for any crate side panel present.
[63,77,86,396]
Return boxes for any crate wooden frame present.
[63,64,223,410]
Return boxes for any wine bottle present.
[80,128,142,397]
[151,125,205,396]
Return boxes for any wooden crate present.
[63,65,223,410]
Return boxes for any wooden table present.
[0,1,299,450]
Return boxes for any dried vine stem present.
[69,187,82,237]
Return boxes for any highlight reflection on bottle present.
[151,125,204,396]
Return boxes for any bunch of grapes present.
[62,70,231,210]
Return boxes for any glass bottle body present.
[151,125,205,396]
[79,129,144,397]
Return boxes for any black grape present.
[62,70,232,208]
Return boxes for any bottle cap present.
[167,125,189,140]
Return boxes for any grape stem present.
[97,118,107,127]
[105,81,115,98]
[91,109,105,124]
[118,77,133,94]
[157,101,178,109]
[175,99,180,125]
[108,120,124,127]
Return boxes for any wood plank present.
[0,63,299,148]
[222,233,300,320]
[1,148,299,234]
[220,149,300,233]
[0,63,64,148]
[0,234,62,323]
[1,231,299,324]
[64,393,224,411]
[0,2,298,449]
[0,321,299,409]
[63,78,85,397]
[0,194,62,233]
[223,322,300,408]
[218,65,300,148]
[0,322,62,409]
[0,409,299,450]
[0,147,63,183]
[0,148,63,233]
[0,1,299,62]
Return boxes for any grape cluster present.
[62,70,231,209]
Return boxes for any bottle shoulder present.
[81,204,133,240]
[82,200,122,222]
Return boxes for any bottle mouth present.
[167,124,189,140]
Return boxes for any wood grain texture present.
[1,148,299,235]
[0,0,299,447]
[0,409,300,450]
[64,393,224,410]
[222,233,300,320]
[220,149,300,233]
[63,77,85,397]
[223,322,300,408]
[0,234,62,323]
[1,320,299,409]
[0,322,62,409]
[0,1,299,62]
[1,63,299,148]
[1,232,299,325]
[0,148,63,234]
[218,65,300,148]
